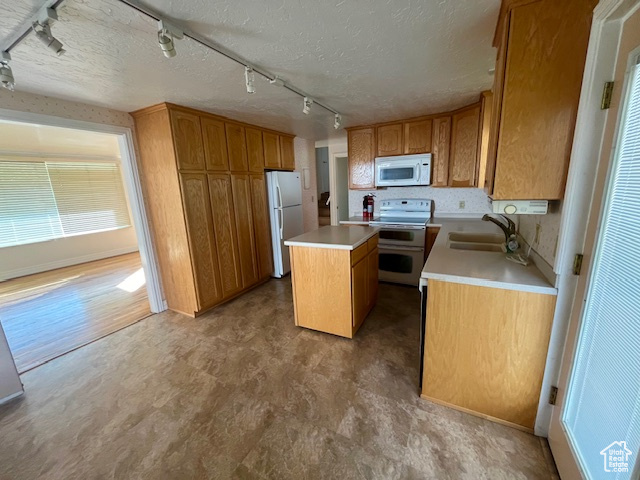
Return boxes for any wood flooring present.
[0,253,150,373]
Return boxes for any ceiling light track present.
[115,0,341,118]
[1,0,66,54]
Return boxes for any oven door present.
[378,245,424,286]
[375,162,420,187]
[376,225,426,248]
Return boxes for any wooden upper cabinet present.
[246,127,265,173]
[207,174,243,298]
[280,136,295,170]
[348,128,376,190]
[250,174,273,280]
[449,105,481,188]
[431,117,451,187]
[489,0,597,199]
[170,110,205,171]
[404,119,433,154]
[263,131,281,169]
[476,91,493,191]
[179,173,223,309]
[377,123,403,156]
[201,116,229,171]
[231,174,260,288]
[225,123,249,172]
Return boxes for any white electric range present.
[369,199,433,286]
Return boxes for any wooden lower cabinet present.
[179,173,223,309]
[250,174,273,280]
[290,234,379,338]
[424,226,441,260]
[422,280,556,431]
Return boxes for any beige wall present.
[294,137,319,232]
[519,205,563,269]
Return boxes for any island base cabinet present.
[290,236,379,338]
[422,280,556,432]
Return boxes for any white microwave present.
[375,154,431,187]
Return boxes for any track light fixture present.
[0,51,15,91]
[157,20,183,58]
[269,76,284,87]
[32,8,65,57]
[244,66,255,94]
[334,113,342,130]
[32,22,66,56]
[303,97,313,115]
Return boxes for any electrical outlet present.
[535,223,542,244]
[459,201,466,210]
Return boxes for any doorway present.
[0,112,164,373]
[548,1,640,477]
[329,152,350,224]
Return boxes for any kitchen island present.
[285,225,379,338]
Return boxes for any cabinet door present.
[431,117,451,187]
[348,128,376,189]
[367,248,378,310]
[377,123,403,156]
[280,136,295,170]
[201,116,229,171]
[246,127,265,173]
[263,131,281,169]
[404,119,433,154]
[231,174,260,288]
[449,105,480,188]
[225,123,249,172]
[250,174,273,279]
[207,174,243,298]
[170,110,205,171]
[179,173,223,309]
[351,257,368,329]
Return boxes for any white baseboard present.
[0,246,139,281]
[0,390,24,405]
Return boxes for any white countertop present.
[284,225,380,250]
[422,219,557,295]
[339,216,380,226]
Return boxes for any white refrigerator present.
[266,171,304,277]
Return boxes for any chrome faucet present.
[482,214,518,252]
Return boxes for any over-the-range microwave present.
[375,153,431,187]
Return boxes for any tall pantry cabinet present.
[132,103,294,316]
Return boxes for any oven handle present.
[378,245,425,252]
[371,224,426,230]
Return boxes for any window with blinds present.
[0,161,131,248]
[562,59,640,478]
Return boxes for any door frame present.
[328,150,349,225]
[0,108,166,314]
[546,0,640,476]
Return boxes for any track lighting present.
[32,22,66,56]
[303,97,313,115]
[269,76,285,87]
[334,113,342,130]
[157,20,183,58]
[0,52,14,91]
[245,66,255,94]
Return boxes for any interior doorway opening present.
[0,112,164,373]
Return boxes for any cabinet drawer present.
[367,235,378,252]
[351,243,368,266]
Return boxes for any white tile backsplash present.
[349,186,492,217]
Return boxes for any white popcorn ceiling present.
[0,0,499,140]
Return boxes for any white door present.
[549,8,640,478]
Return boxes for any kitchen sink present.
[447,232,505,244]
[448,242,507,252]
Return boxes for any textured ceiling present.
[0,0,499,140]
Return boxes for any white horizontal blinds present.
[46,162,131,236]
[562,63,640,478]
[0,161,63,248]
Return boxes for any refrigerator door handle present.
[276,184,283,209]
[279,208,284,239]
